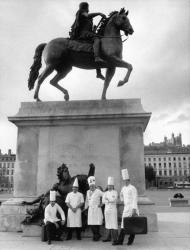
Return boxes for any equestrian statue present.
[28,2,134,101]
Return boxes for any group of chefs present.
[44,168,139,246]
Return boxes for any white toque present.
[121,168,129,180]
[88,176,95,186]
[73,178,79,187]
[107,176,114,185]
[50,190,56,201]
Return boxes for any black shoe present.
[127,235,135,245]
[66,237,72,241]
[94,235,101,241]
[47,240,51,245]
[112,241,123,245]
[127,241,134,245]
[102,239,111,242]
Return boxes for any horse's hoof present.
[101,97,107,100]
[117,80,125,87]
[34,97,41,102]
[64,94,69,101]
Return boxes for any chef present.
[102,176,118,245]
[85,176,103,241]
[113,168,139,246]
[44,190,65,245]
[65,177,84,240]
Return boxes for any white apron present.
[103,190,118,229]
[120,184,139,228]
[86,189,103,225]
[65,191,84,227]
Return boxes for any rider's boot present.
[93,38,105,63]
[96,69,105,80]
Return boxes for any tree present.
[0,176,9,188]
[145,166,156,188]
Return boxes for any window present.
[169,163,171,167]
[11,170,14,175]
[179,170,182,176]
[159,163,161,167]
[164,157,166,161]
[153,158,156,161]
[178,157,181,161]
[169,157,171,161]
[164,170,167,176]
[184,170,187,175]
[7,170,9,175]
[169,170,172,176]
[173,157,176,161]
[164,163,167,168]
[159,170,162,176]
[7,163,10,168]
[174,170,177,175]
[174,163,176,168]
[153,163,156,167]
[183,157,186,161]
[12,163,14,168]
[148,158,151,161]
[159,158,161,161]
[179,163,181,168]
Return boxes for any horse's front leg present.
[109,56,133,87]
[101,67,116,100]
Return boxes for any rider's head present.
[79,2,89,12]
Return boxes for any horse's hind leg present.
[101,67,115,100]
[34,65,53,101]
[50,66,72,101]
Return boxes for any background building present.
[149,133,182,147]
[144,134,190,188]
[0,149,16,191]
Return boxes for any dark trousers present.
[46,221,62,241]
[118,229,135,244]
[91,225,101,241]
[67,227,81,240]
[104,229,118,243]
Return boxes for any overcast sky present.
[0,0,190,153]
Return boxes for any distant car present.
[173,193,184,198]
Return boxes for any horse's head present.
[114,8,134,36]
[57,163,71,182]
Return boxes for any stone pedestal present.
[0,99,158,232]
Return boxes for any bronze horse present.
[28,8,134,101]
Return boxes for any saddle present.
[67,39,93,53]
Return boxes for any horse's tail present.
[28,43,47,90]
[88,163,95,177]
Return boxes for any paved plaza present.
[0,190,190,249]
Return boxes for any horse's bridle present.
[96,34,129,43]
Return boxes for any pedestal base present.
[0,196,158,233]
[0,198,38,232]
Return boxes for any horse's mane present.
[97,11,118,36]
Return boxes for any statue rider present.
[70,2,106,80]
